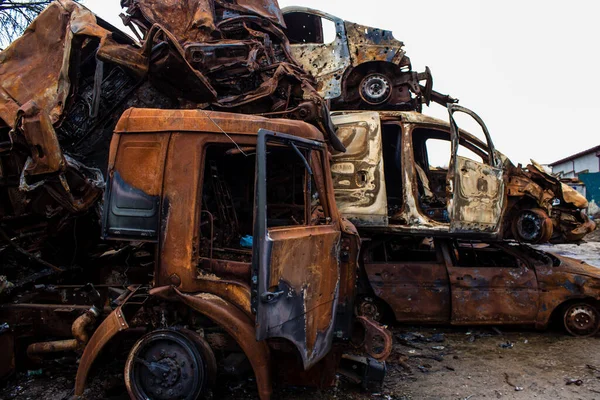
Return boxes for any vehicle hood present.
[528,160,588,208]
[554,254,600,280]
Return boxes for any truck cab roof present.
[115,108,326,142]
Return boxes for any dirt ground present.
[2,235,600,400]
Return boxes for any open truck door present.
[252,129,341,369]
[447,105,505,235]
[330,111,388,227]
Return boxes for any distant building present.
[549,145,600,179]
[549,145,600,216]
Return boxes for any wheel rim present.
[360,74,392,105]
[517,211,543,241]
[564,303,600,337]
[125,330,206,400]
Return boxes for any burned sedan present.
[328,108,596,243]
[358,236,600,337]
[282,7,456,111]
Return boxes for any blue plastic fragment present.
[240,235,253,248]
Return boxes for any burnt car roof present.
[333,110,490,151]
[115,108,326,141]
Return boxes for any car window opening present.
[452,241,519,268]
[381,124,404,220]
[365,236,437,263]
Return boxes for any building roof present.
[549,145,600,167]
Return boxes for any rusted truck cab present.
[329,107,595,244]
[75,109,389,399]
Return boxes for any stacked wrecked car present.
[0,1,598,399]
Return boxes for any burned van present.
[329,107,595,243]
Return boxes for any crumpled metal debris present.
[0,0,347,276]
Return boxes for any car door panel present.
[364,262,450,322]
[284,11,350,99]
[447,105,506,235]
[450,156,504,232]
[330,112,388,227]
[444,244,539,324]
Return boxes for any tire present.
[359,73,393,105]
[563,302,600,337]
[511,208,553,243]
[125,329,213,400]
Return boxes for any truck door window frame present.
[252,128,340,369]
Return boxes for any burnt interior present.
[450,241,519,268]
[411,127,489,223]
[364,236,438,263]
[381,124,404,220]
[284,12,324,44]
[199,143,320,262]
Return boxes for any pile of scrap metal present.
[0,0,344,285]
[0,1,392,398]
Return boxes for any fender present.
[152,286,272,400]
[74,286,272,400]
[74,286,145,397]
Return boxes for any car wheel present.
[563,302,600,337]
[359,73,392,105]
[511,208,553,243]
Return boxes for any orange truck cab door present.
[252,129,341,370]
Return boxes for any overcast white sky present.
[81,0,600,166]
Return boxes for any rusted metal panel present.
[449,156,505,232]
[446,254,539,324]
[0,0,110,128]
[364,261,451,322]
[265,226,341,365]
[252,130,342,370]
[284,7,350,99]
[330,112,388,226]
[344,22,406,67]
[114,108,325,141]
[75,307,131,396]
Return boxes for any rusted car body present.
[358,235,600,337]
[1,109,391,399]
[281,7,456,111]
[328,108,595,243]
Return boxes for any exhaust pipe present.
[27,305,101,357]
